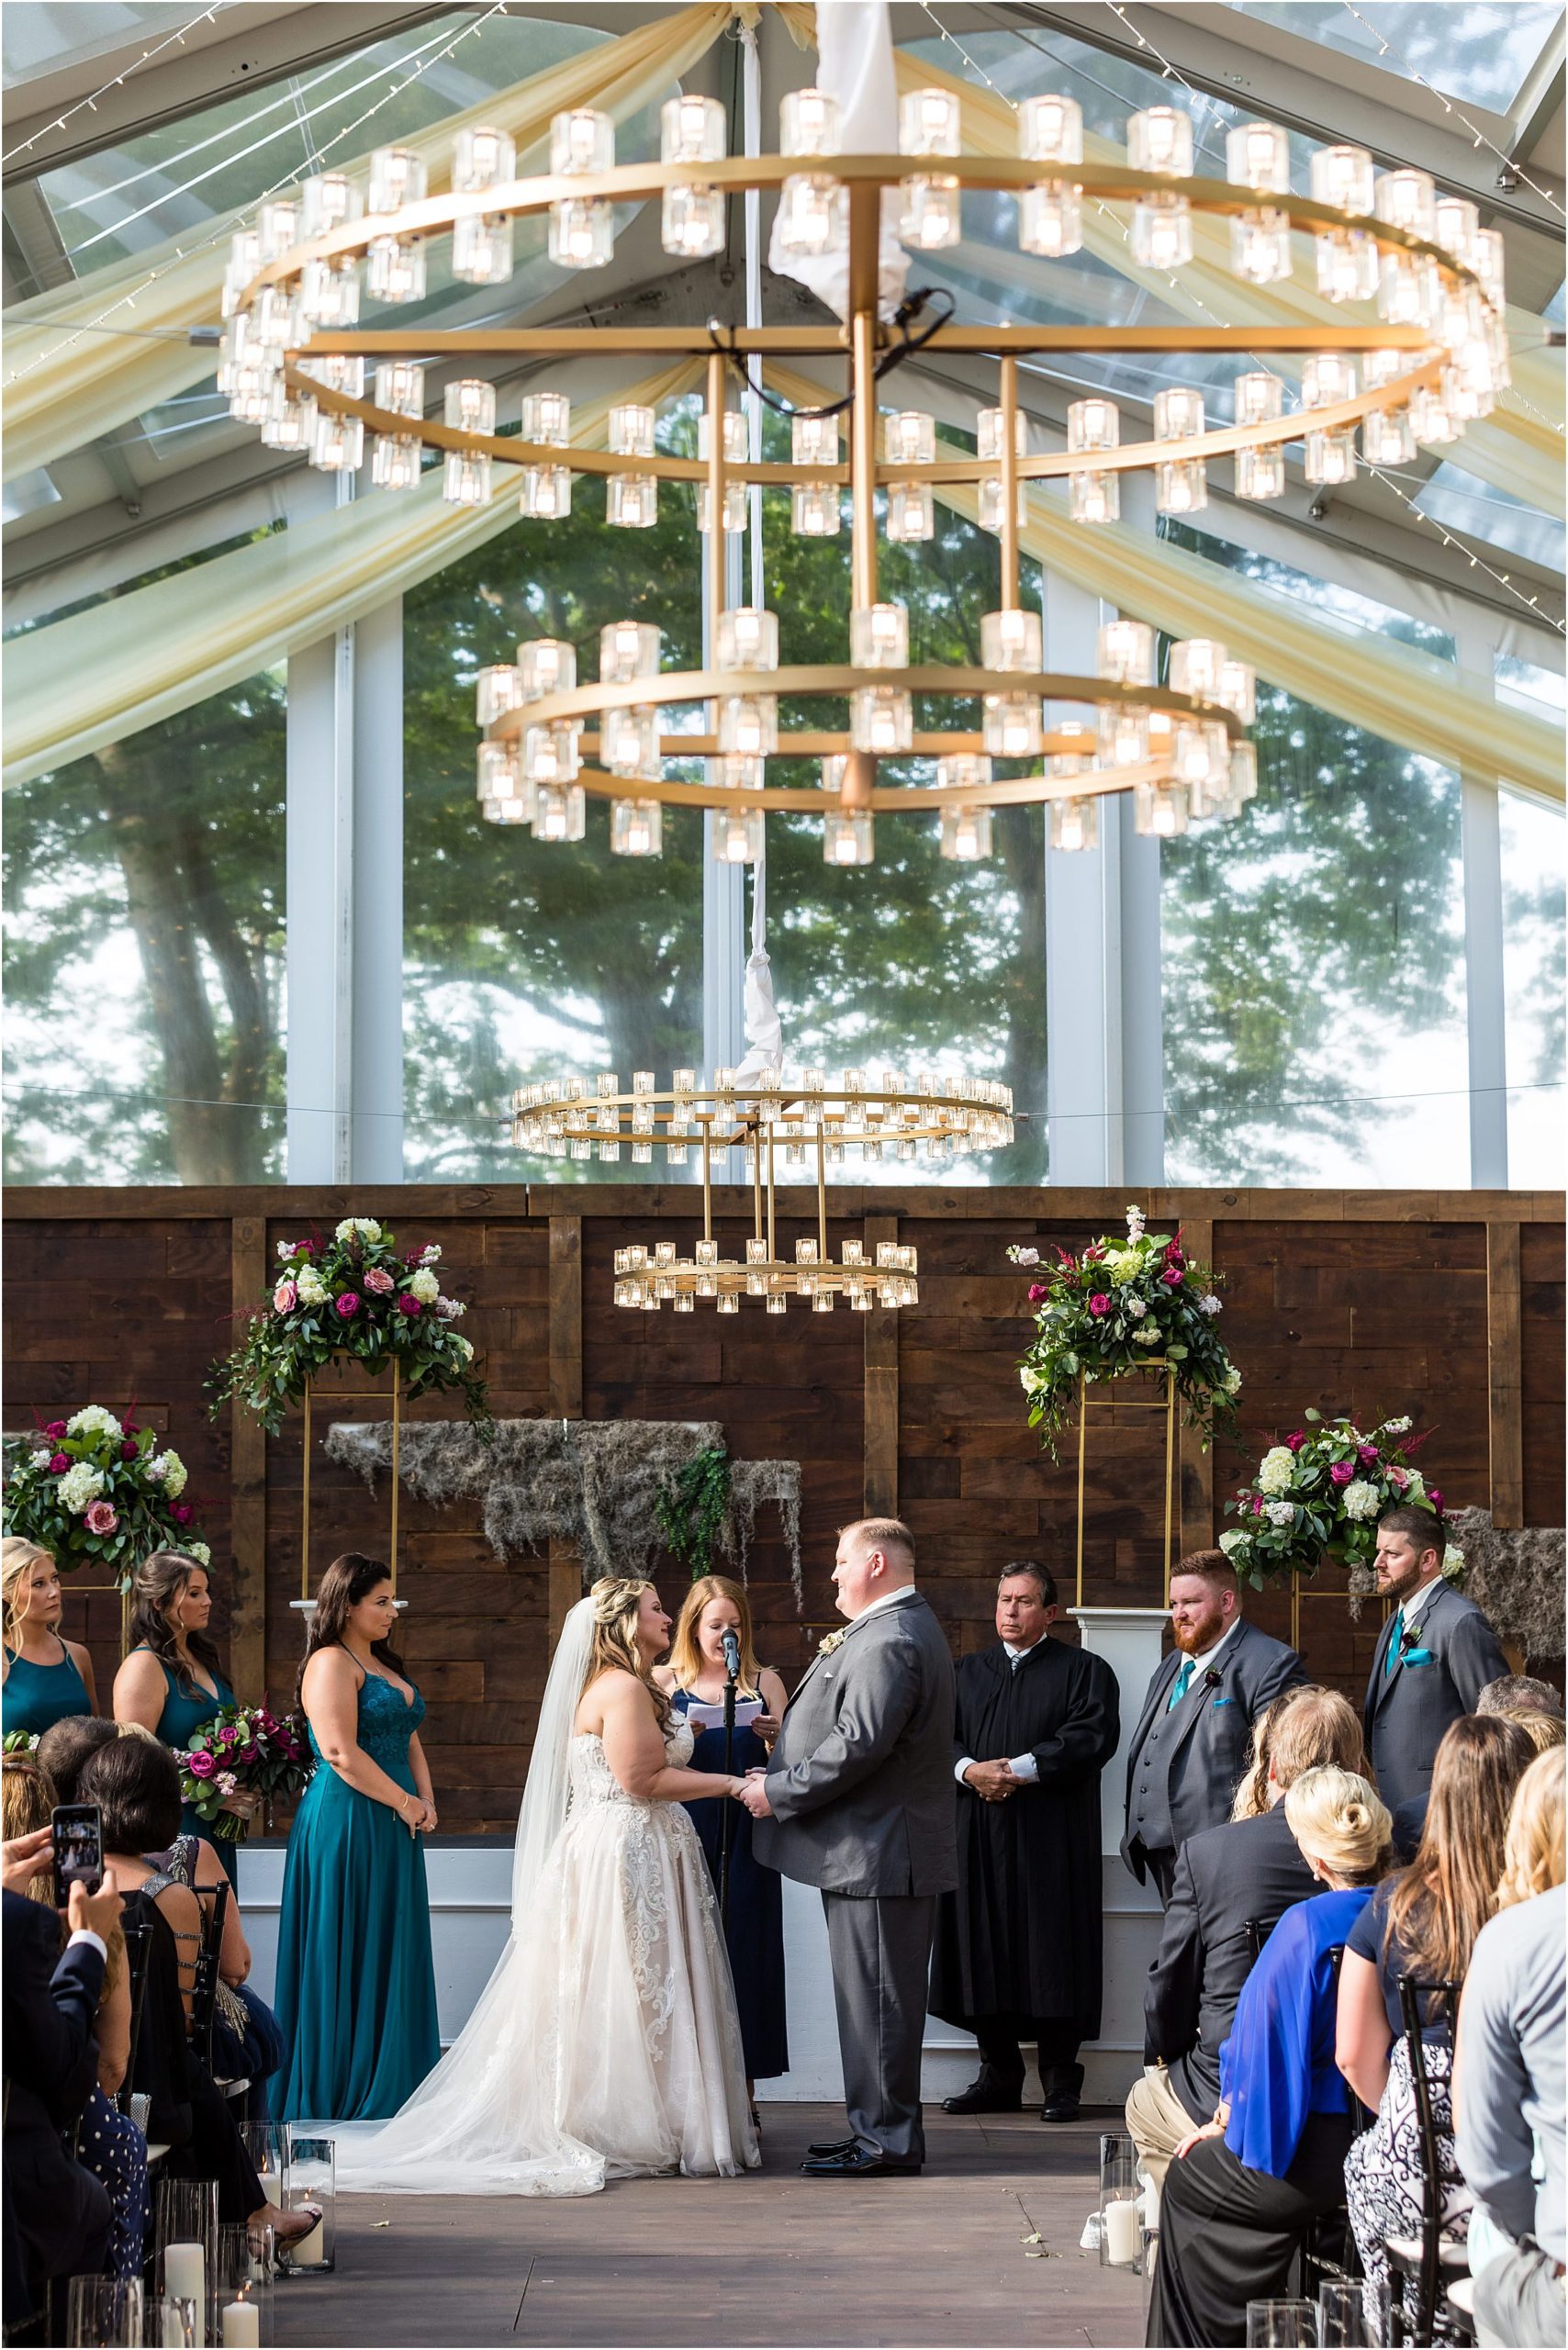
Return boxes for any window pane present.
[3,671,286,1182]
[1228,2,1560,112]
[1495,657,1566,1186]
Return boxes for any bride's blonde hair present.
[584,1577,670,1730]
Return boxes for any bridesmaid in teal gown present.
[112,1550,241,1858]
[2,1539,96,1738]
[274,1552,441,2122]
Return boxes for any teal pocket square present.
[1211,1695,1236,1708]
[1402,1649,1434,1667]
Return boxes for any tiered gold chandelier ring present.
[555,755,1183,811]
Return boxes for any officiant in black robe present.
[931,1561,1120,2121]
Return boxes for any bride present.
[336,1576,760,2194]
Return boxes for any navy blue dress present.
[671,1685,789,2082]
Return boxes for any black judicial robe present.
[930,1637,1120,2035]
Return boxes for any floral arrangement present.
[2,1408,210,1594]
[174,1700,313,1842]
[1010,1204,1240,1457]
[207,1216,491,1438]
[1219,1410,1462,1590]
[3,1730,39,1755]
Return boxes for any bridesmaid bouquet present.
[174,1701,313,1841]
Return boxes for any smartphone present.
[50,1803,104,1908]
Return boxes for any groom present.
[741,1517,957,2176]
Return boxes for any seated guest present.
[76,1737,312,2246]
[1123,1551,1305,1905]
[1477,1673,1564,1723]
[1393,1678,1565,1859]
[1454,1749,1565,2350]
[1132,1686,1365,2190]
[1147,1768,1391,2348]
[1,1829,121,2328]
[2,1756,148,2287]
[35,1714,119,1802]
[1362,1506,1508,1818]
[1338,1714,1533,2338]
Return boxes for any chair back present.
[190,1881,230,2070]
[117,1916,152,2117]
[1395,1973,1462,2346]
[1244,1915,1273,1965]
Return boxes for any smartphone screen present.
[51,1803,104,1908]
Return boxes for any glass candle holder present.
[718,696,778,756]
[1244,2302,1317,2348]
[1050,795,1099,853]
[300,172,360,241]
[884,410,935,468]
[939,803,992,861]
[982,692,1043,759]
[713,803,765,863]
[600,620,660,682]
[65,2278,143,2347]
[256,199,300,262]
[476,666,523,725]
[1127,106,1193,175]
[610,799,663,856]
[1374,165,1436,241]
[476,744,524,809]
[791,411,838,468]
[454,124,515,191]
[1068,397,1118,455]
[1311,143,1374,215]
[1377,250,1439,327]
[1019,180,1082,256]
[610,402,655,460]
[980,608,1041,672]
[519,639,577,700]
[851,603,908,668]
[1316,227,1379,304]
[1134,781,1191,838]
[1168,637,1226,700]
[1097,619,1155,686]
[885,480,934,542]
[374,361,424,420]
[792,482,840,536]
[781,87,841,155]
[158,2300,201,2349]
[157,2178,218,2327]
[899,88,960,157]
[1099,704,1150,765]
[521,390,570,448]
[215,2223,271,2347]
[548,196,613,270]
[1131,191,1193,268]
[552,107,613,175]
[262,380,314,453]
[602,707,660,778]
[1070,471,1119,524]
[898,174,959,250]
[849,687,912,755]
[367,145,425,214]
[453,213,513,284]
[778,173,846,257]
[1020,93,1081,165]
[608,474,657,527]
[662,182,725,259]
[522,722,582,786]
[716,607,778,671]
[1302,352,1357,409]
[1305,426,1357,484]
[935,755,991,795]
[823,811,875,865]
[1225,120,1288,194]
[365,236,425,305]
[278,2135,333,2276]
[532,783,586,843]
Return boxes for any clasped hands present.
[964,1758,1023,1803]
[734,1769,773,1819]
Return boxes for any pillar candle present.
[221,2301,261,2347]
[288,2213,325,2267]
[1103,2196,1142,2266]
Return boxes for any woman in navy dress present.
[2,1539,96,1739]
[655,1574,789,2113]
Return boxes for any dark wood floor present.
[274,2103,1145,2347]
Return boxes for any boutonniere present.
[817,1628,847,1658]
[1203,1667,1224,1691]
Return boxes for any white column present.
[1042,569,1123,1182]
[1119,800,1166,1186]
[351,594,405,1181]
[285,632,346,1181]
[1454,611,1508,1187]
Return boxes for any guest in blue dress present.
[1148,1765,1393,2348]
[274,1552,441,2122]
[656,1574,790,2106]
[2,1539,96,1738]
[112,1550,242,1864]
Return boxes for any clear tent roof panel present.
[1228,2,1562,117]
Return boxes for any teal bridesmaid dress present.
[273,1672,441,2122]
[131,1649,237,1856]
[3,1640,90,1738]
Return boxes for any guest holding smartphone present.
[2,1539,96,1739]
[655,1575,790,2115]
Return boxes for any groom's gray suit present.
[753,1586,957,2165]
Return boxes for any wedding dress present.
[334,1600,759,2195]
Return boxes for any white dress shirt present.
[849,1583,915,1628]
[1394,1574,1445,1635]
[955,1638,1051,1787]
[1178,1614,1242,1684]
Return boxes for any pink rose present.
[217,1724,241,1747]
[1252,1495,1264,1516]
[273,1280,297,1313]
[1387,1466,1409,1490]
[44,1420,67,1440]
[84,1500,118,1536]
[1160,1265,1184,1287]
[334,1291,361,1318]
[49,1452,69,1473]
[171,1503,194,1526]
[1329,1460,1354,1485]
[1084,1244,1106,1263]
[238,1743,259,1766]
[120,1440,140,1460]
[1357,1444,1380,1466]
[187,1750,216,1779]
[1027,1283,1048,1304]
[1285,1430,1306,1450]
[363,1266,395,1294]
[398,1293,422,1315]
[1088,1292,1111,1317]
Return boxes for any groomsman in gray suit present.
[1121,1551,1305,1904]
[1363,1503,1509,1815]
[743,1518,957,2177]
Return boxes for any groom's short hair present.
[842,1516,915,1572]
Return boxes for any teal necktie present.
[1167,1657,1195,1712]
[1384,1606,1406,1678]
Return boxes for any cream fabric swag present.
[6,352,1559,802]
[0,2,743,481]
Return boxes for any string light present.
[2,6,224,167]
[1339,3,1566,223]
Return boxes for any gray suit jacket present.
[752,1587,958,1898]
[1121,1617,1306,1882]
[1363,1581,1509,1815]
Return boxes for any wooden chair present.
[1383,1975,1470,2348]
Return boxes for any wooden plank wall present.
[5,1187,1562,1832]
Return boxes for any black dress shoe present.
[1040,2093,1081,2123]
[805,2133,858,2156]
[800,2146,922,2177]
[942,2080,1024,2115]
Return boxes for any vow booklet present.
[684,1695,764,1733]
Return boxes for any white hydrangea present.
[1341,1478,1380,1522]
[1266,1500,1296,1527]
[1109,1251,1144,1287]
[1199,1293,1223,1315]
[275,1241,297,1261]
[1020,1365,1044,1394]
[1224,1366,1243,1394]
[67,1406,122,1442]
[156,1451,187,1500]
[1135,1322,1162,1346]
[297,1267,328,1306]
[454,1337,475,1361]
[407,1269,440,1304]
[30,1449,51,1470]
[1126,1295,1148,1320]
[58,1462,106,1514]
[186,1542,211,1568]
[1257,1446,1295,1494]
[334,1217,383,1244]
[1217,1528,1250,1558]
[1442,1543,1464,1578]
[1402,1470,1426,1499]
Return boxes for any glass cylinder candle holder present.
[1236,370,1284,430]
[257,199,299,263]
[1236,444,1284,499]
[368,145,425,214]
[1226,120,1288,193]
[1362,403,1415,464]
[300,171,360,240]
[1473,226,1506,309]
[1070,470,1119,524]
[1019,180,1082,256]
[159,2300,201,2349]
[885,479,934,542]
[850,687,913,755]
[604,401,654,461]
[823,810,875,866]
[1305,426,1356,483]
[519,638,576,700]
[980,608,1042,673]
[1215,658,1256,725]
[157,2178,218,2315]
[1433,193,1479,266]
[442,449,491,504]
[261,378,314,453]
[476,665,524,725]
[782,86,841,156]
[1128,106,1193,175]
[900,87,960,156]
[454,124,515,191]
[1020,93,1082,165]
[453,212,513,284]
[1049,722,1094,775]
[483,786,534,833]
[898,174,959,250]
[1374,165,1436,240]
[663,94,724,164]
[552,107,613,175]
[310,408,364,474]
[936,754,991,795]
[600,620,660,682]
[1156,457,1206,514]
[792,411,838,468]
[716,754,764,793]
[792,481,840,536]
[216,2222,270,2347]
[1168,637,1226,701]
[65,2277,144,2347]
[718,695,778,756]
[1068,396,1118,455]
[851,603,908,669]
[608,473,657,527]
[714,803,765,863]
[532,782,587,842]
[1230,741,1259,803]
[520,465,570,518]
[716,607,778,672]
[522,722,582,785]
[365,236,425,304]
[1378,251,1439,327]
[548,197,613,269]
[372,361,424,420]
[1050,794,1099,853]
[1171,717,1228,788]
[1409,386,1458,447]
[610,799,663,856]
[476,743,524,807]
[222,231,260,318]
[939,803,992,861]
[518,389,568,447]
[445,378,497,439]
[778,172,846,258]
[1303,352,1356,410]
[1132,191,1193,268]
[1153,385,1204,443]
[1231,208,1292,285]
[1098,619,1156,686]
[1316,227,1379,303]
[603,706,660,778]
[1099,703,1150,765]
[884,410,935,468]
[663,183,725,259]
[982,692,1043,759]
[1311,143,1374,215]
[297,254,360,329]
[1134,781,1191,838]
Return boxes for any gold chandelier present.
[218,84,1506,867]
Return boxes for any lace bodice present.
[568,1724,694,1808]
[309,1670,424,1772]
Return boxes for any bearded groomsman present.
[1363,1503,1508,1815]
[931,1563,1120,2123]
[1121,1551,1305,1904]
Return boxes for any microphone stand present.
[719,1647,738,1926]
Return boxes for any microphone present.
[721,1628,741,1682]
